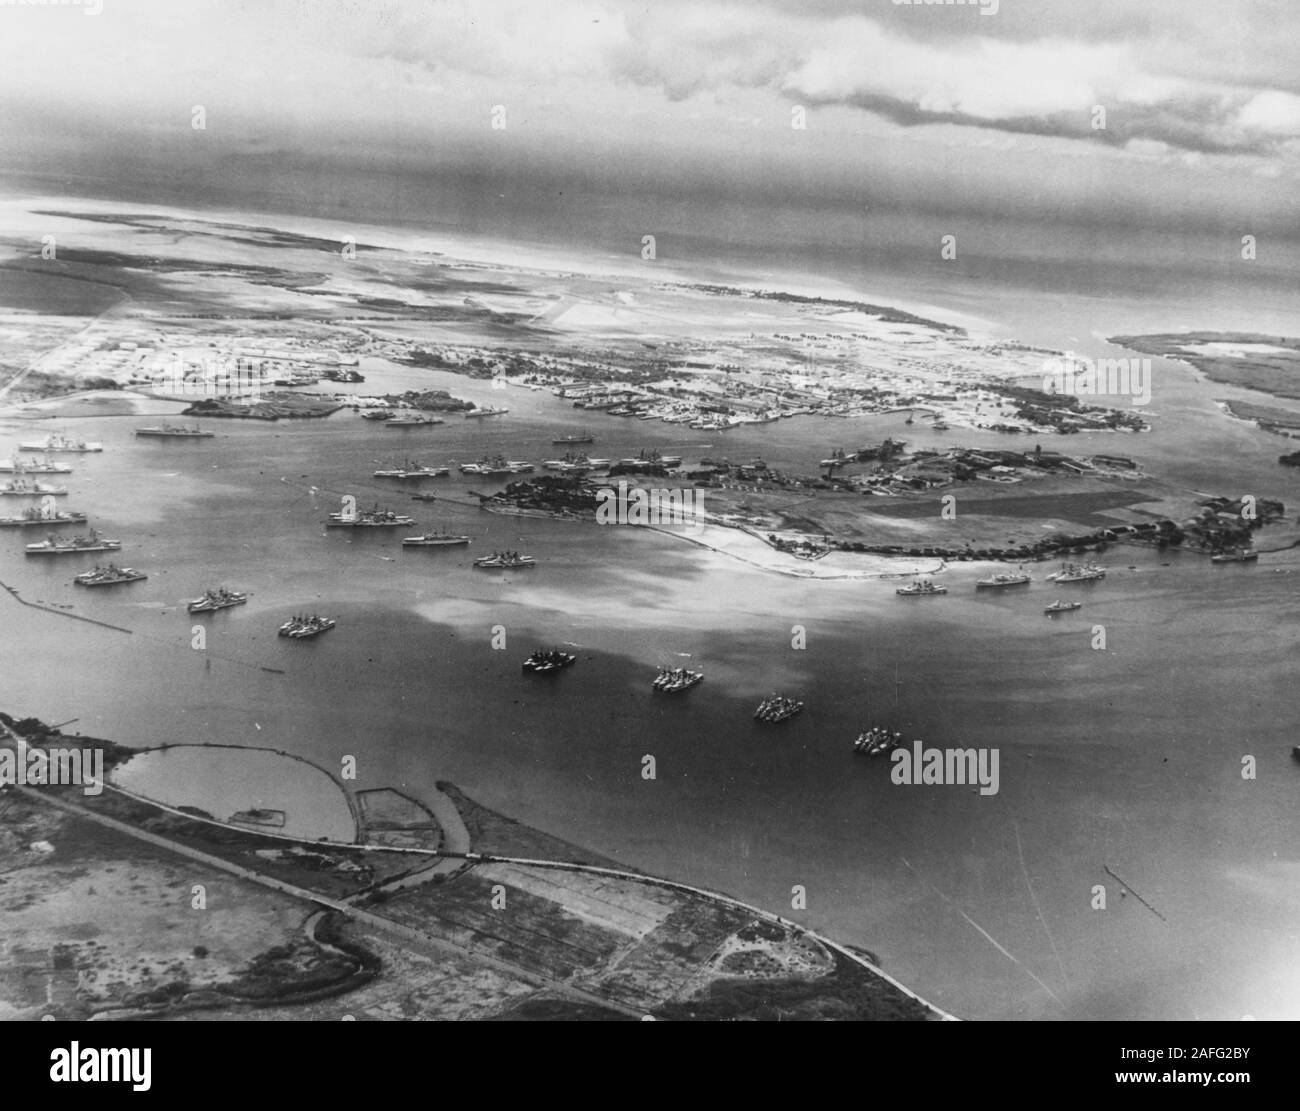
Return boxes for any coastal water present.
[4,348,1300,1021]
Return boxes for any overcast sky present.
[1,0,1296,234]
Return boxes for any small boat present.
[1044,600,1082,614]
[464,406,508,419]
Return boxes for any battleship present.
[853,727,902,756]
[472,550,536,569]
[653,667,704,692]
[1,478,68,496]
[25,529,122,555]
[975,570,1032,589]
[754,694,803,723]
[0,507,87,527]
[402,531,471,547]
[463,406,508,419]
[896,578,948,596]
[278,614,336,638]
[1046,560,1106,583]
[325,506,415,528]
[188,587,249,612]
[619,449,682,468]
[552,431,594,444]
[542,450,597,472]
[374,460,450,478]
[0,457,72,474]
[134,423,215,438]
[18,433,103,453]
[74,564,147,587]
[459,455,534,476]
[1044,599,1083,614]
[384,414,445,427]
[522,648,577,673]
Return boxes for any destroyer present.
[25,529,121,555]
[74,564,147,587]
[522,648,576,673]
[188,588,249,612]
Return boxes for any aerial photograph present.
[1,0,1298,1033]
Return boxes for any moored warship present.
[25,529,121,555]
[188,588,249,612]
[74,564,147,587]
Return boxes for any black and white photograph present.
[0,0,1296,1056]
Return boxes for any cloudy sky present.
[1,0,1296,238]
